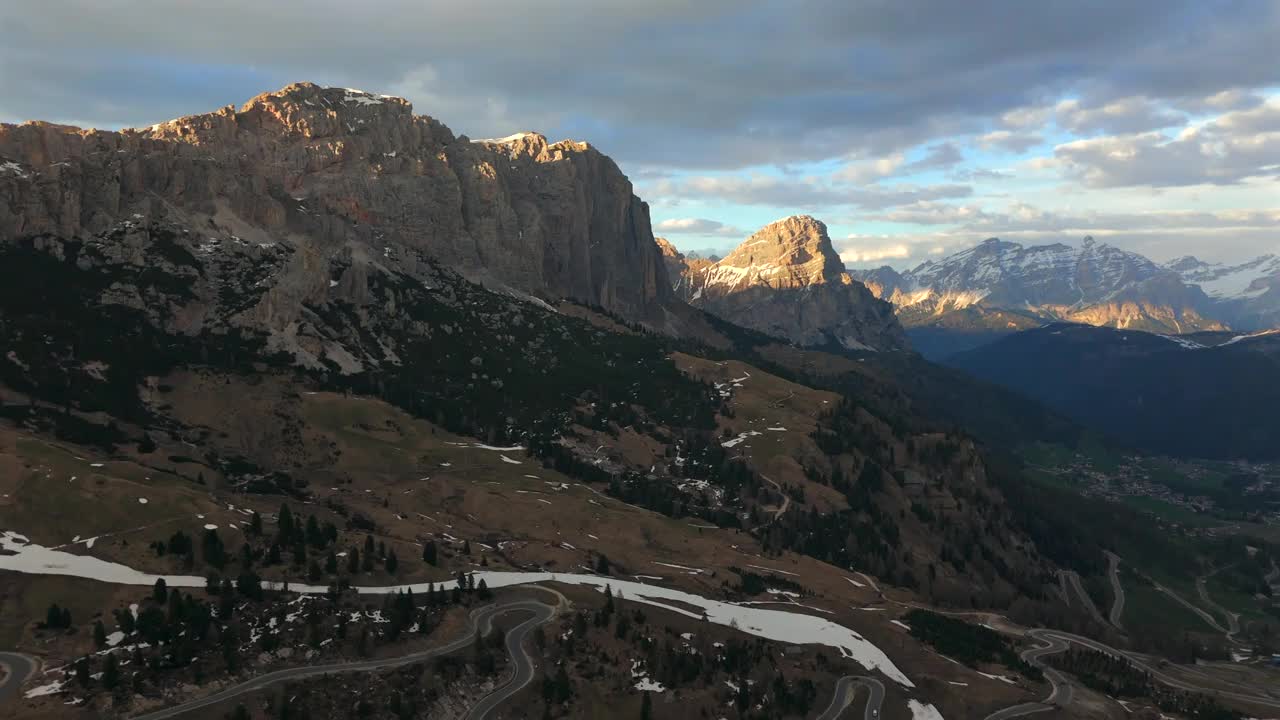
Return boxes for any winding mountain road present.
[463,603,555,720]
[1030,629,1280,710]
[1104,551,1125,629]
[981,631,1072,720]
[1195,570,1241,640]
[1060,570,1107,626]
[814,675,884,720]
[1152,581,1228,634]
[759,474,791,522]
[125,599,557,720]
[0,652,38,705]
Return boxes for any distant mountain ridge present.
[948,322,1280,460]
[852,237,1280,338]
[661,216,908,351]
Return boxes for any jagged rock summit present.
[702,215,847,292]
[667,216,907,351]
[0,82,671,345]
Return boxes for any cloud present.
[838,241,912,264]
[834,154,906,184]
[2,1,1278,169]
[1053,97,1187,135]
[1044,99,1280,187]
[905,143,965,172]
[872,200,1280,232]
[647,174,971,211]
[653,218,743,237]
[951,167,1014,181]
[975,130,1044,153]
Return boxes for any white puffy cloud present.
[653,218,743,236]
[838,241,912,264]
[975,130,1044,153]
[1044,98,1280,187]
[1053,97,1187,135]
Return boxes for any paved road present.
[1060,570,1107,626]
[759,474,791,522]
[1195,570,1240,640]
[0,652,38,705]
[1104,552,1125,629]
[814,675,884,720]
[1030,629,1280,711]
[1152,582,1228,634]
[463,603,555,720]
[126,600,556,720]
[982,631,1072,720]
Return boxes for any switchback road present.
[0,652,38,706]
[815,675,884,720]
[464,602,555,719]
[1104,551,1125,629]
[126,599,557,720]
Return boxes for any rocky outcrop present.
[666,216,907,351]
[0,82,671,331]
[656,237,713,302]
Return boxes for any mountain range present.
[0,82,1068,638]
[948,323,1280,460]
[850,238,1279,356]
[0,82,716,365]
[2,81,1277,720]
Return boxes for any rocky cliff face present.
[666,216,907,351]
[0,83,672,338]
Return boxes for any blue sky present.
[2,1,1277,269]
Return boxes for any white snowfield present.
[0,531,912,687]
[908,699,946,720]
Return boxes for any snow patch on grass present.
[908,699,946,720]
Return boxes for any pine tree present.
[46,603,64,629]
[325,551,337,575]
[278,504,294,541]
[554,665,572,703]
[306,515,322,548]
[93,620,108,648]
[249,511,263,536]
[422,541,437,566]
[153,578,168,603]
[640,692,652,720]
[74,656,90,687]
[115,607,135,635]
[348,548,360,574]
[102,653,120,690]
[386,550,399,575]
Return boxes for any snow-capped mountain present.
[1163,254,1280,330]
[852,237,1278,335]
